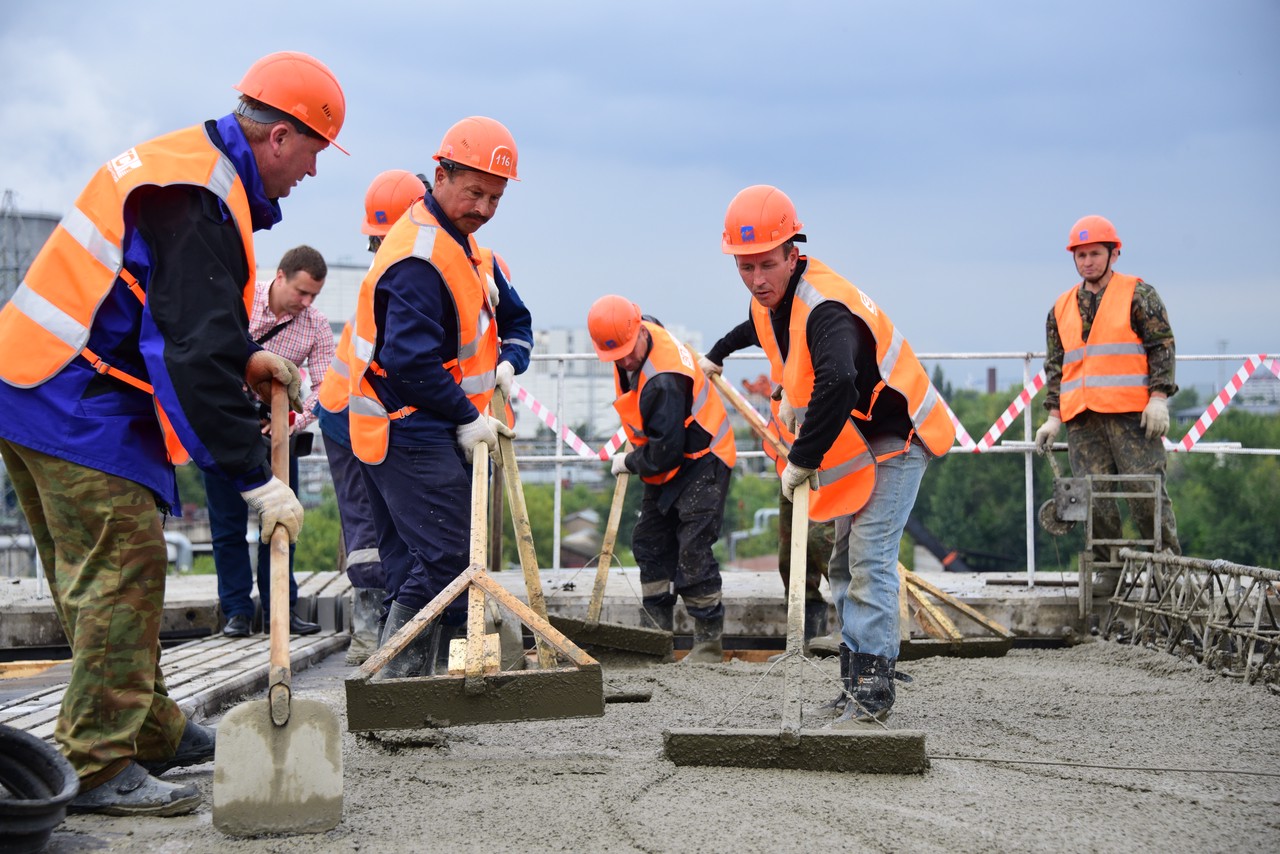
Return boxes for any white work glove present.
[780,462,818,501]
[488,278,500,309]
[1140,396,1169,439]
[495,360,515,397]
[1034,415,1063,454]
[698,357,722,378]
[245,351,303,413]
[241,476,304,543]
[778,396,797,433]
[456,413,514,461]
[611,453,631,476]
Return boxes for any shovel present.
[212,380,343,836]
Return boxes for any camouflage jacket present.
[1044,277,1177,413]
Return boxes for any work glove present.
[488,278,500,309]
[241,476,304,543]
[456,413,514,462]
[496,360,516,397]
[780,462,818,501]
[245,351,303,413]
[778,396,798,433]
[698,356,722,378]
[611,453,631,476]
[1140,396,1170,439]
[1034,415,1062,454]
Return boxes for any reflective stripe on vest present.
[611,322,736,485]
[317,319,354,414]
[0,124,256,466]
[1054,273,1149,421]
[348,200,499,464]
[754,257,954,522]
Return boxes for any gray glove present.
[496,361,516,397]
[1140,397,1169,439]
[778,396,797,433]
[697,357,722,378]
[488,278,500,309]
[780,462,818,501]
[457,413,514,461]
[241,476,304,543]
[1034,415,1062,454]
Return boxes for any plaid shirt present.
[249,280,335,430]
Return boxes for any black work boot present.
[818,644,852,716]
[834,653,896,725]
[641,603,674,632]
[425,621,461,676]
[377,600,434,679]
[803,599,829,654]
[682,615,724,664]
[140,719,216,776]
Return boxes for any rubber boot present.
[378,600,434,679]
[425,621,461,676]
[834,653,896,725]
[682,615,724,664]
[817,644,851,716]
[803,599,829,654]
[642,604,674,632]
[346,586,386,666]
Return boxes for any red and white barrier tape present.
[1171,355,1275,452]
[940,397,978,452]
[974,370,1046,453]
[508,381,600,459]
[596,427,627,460]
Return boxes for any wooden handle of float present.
[706,371,791,462]
[587,448,629,625]
[268,380,291,725]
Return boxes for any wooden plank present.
[903,567,1015,638]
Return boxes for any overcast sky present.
[1,0,1275,394]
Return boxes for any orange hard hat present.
[587,295,643,361]
[1066,215,1122,251]
[433,116,519,181]
[722,185,804,255]
[362,170,426,236]
[234,51,348,154]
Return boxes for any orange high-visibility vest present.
[752,258,954,522]
[347,200,499,465]
[0,124,256,464]
[612,321,737,485]
[1054,273,1149,421]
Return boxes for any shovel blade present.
[212,697,343,837]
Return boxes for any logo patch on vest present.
[858,290,878,316]
[107,148,143,181]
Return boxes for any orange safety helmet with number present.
[433,116,519,181]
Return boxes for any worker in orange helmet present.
[1035,215,1181,596]
[718,185,955,724]
[313,169,426,665]
[588,295,738,662]
[348,118,533,678]
[0,51,347,816]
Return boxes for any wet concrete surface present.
[38,639,1280,853]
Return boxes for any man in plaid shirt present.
[204,245,336,636]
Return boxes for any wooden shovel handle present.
[268,380,291,723]
[587,446,629,624]
[706,370,791,462]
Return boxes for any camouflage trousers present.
[776,485,834,603]
[1065,410,1181,560]
[0,439,185,787]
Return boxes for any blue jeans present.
[828,438,929,660]
[203,451,299,620]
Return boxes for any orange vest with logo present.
[752,258,954,522]
[347,201,499,465]
[0,124,256,464]
[1054,273,1149,421]
[612,321,736,485]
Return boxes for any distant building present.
[0,191,60,304]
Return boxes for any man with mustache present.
[347,118,533,677]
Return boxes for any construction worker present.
[699,329,836,654]
[588,296,737,663]
[719,185,955,722]
[1035,215,1180,596]
[314,169,426,665]
[348,118,533,678]
[0,52,346,815]
[204,245,334,638]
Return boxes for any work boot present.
[378,600,434,679]
[641,604,674,632]
[806,627,842,658]
[834,653,896,725]
[426,621,462,676]
[817,644,852,716]
[1093,570,1122,600]
[346,586,386,666]
[69,761,200,817]
[682,615,723,664]
[803,599,829,653]
[139,719,216,776]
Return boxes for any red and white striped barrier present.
[508,381,600,459]
[1171,354,1276,452]
[596,427,627,460]
[940,397,978,452]
[974,370,1047,453]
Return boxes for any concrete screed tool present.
[550,443,675,659]
[345,441,605,730]
[213,381,343,836]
